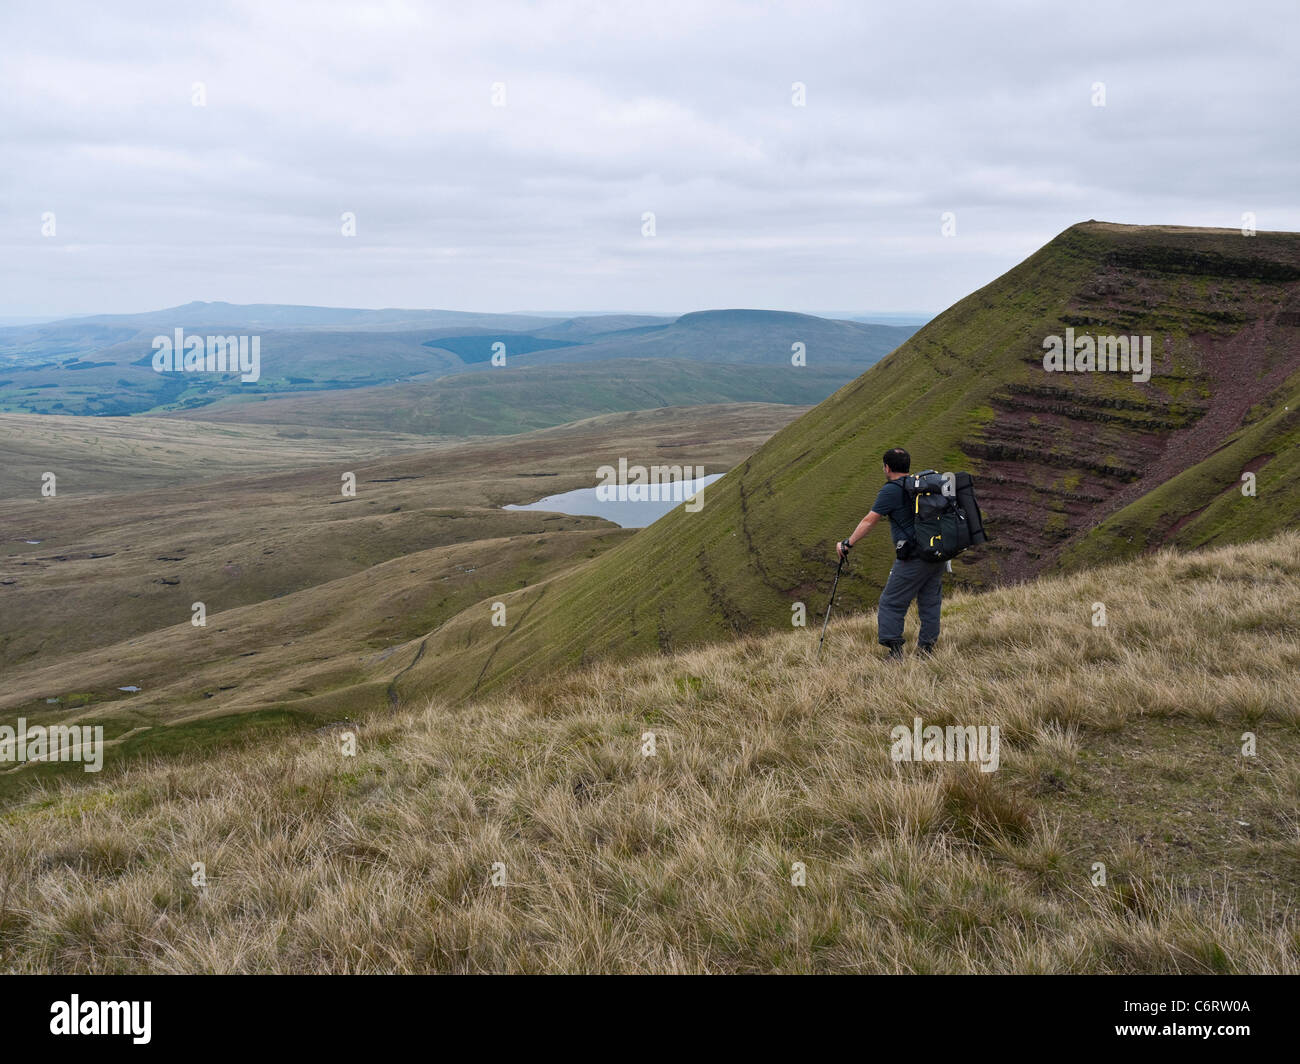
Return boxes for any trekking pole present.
[816,553,845,662]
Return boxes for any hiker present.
[835,447,942,660]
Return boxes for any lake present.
[504,472,725,528]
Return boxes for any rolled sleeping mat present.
[954,471,988,544]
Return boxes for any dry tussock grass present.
[1,533,1298,972]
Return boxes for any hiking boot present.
[917,643,936,658]
[883,642,905,662]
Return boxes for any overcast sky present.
[3,0,1297,319]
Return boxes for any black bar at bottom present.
[1,974,1290,1052]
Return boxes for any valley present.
[0,401,803,794]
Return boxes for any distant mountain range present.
[0,304,917,421]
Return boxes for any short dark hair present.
[882,448,910,474]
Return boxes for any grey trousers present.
[877,557,944,646]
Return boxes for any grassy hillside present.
[164,359,855,436]
[2,533,1296,973]
[401,222,1300,698]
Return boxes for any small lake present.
[504,473,725,528]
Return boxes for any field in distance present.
[0,401,802,794]
[159,358,861,437]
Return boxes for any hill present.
[162,359,861,436]
[2,533,1296,973]
[513,309,912,367]
[0,302,565,335]
[0,305,914,419]
[398,222,1300,698]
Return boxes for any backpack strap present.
[893,479,911,512]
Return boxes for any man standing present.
[835,448,943,660]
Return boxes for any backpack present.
[897,470,987,562]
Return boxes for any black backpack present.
[897,470,987,562]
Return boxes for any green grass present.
[0,709,313,803]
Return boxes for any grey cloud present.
[2,0,1296,317]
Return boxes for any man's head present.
[882,447,910,478]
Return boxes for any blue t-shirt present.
[871,479,914,546]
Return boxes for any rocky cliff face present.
[964,223,1300,581]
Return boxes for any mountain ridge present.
[392,221,1300,699]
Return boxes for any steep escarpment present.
[396,222,1300,698]
[968,223,1300,579]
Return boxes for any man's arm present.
[838,511,882,558]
